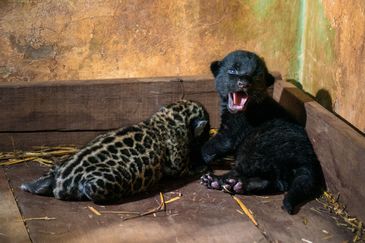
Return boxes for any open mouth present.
[228,91,249,112]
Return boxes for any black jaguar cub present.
[22,100,210,204]
[200,50,325,214]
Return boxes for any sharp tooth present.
[240,98,246,106]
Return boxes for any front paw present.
[200,173,244,194]
[200,173,222,190]
[201,143,217,164]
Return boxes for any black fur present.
[201,50,325,214]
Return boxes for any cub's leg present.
[201,111,251,163]
[201,133,235,163]
[282,166,319,214]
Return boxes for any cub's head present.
[162,100,210,141]
[210,50,275,113]
[161,100,211,163]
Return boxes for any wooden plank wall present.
[1,77,364,224]
[273,80,365,224]
[0,77,219,150]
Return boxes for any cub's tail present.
[21,170,55,196]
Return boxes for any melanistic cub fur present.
[200,50,325,214]
[22,100,210,203]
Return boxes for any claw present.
[222,184,233,193]
[227,178,236,184]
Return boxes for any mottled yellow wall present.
[0,0,299,82]
[301,0,365,132]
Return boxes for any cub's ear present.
[210,61,222,77]
[192,119,208,137]
[265,72,275,87]
[159,106,168,112]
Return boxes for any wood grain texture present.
[0,168,30,243]
[305,101,365,223]
[273,80,313,125]
[5,165,356,242]
[0,131,104,151]
[242,194,354,242]
[0,76,219,150]
[0,76,219,132]
[6,164,267,243]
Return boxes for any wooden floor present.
[1,163,355,243]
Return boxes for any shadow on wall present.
[313,89,364,135]
[282,79,364,135]
[287,79,333,112]
[315,89,333,112]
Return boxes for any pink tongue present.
[233,92,246,105]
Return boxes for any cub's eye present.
[227,69,237,75]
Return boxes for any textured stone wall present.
[302,0,365,132]
[0,0,299,82]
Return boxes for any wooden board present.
[4,164,356,242]
[0,168,30,243]
[0,76,219,132]
[0,76,219,150]
[305,101,365,223]
[0,131,104,150]
[242,195,354,242]
[5,164,266,243]
[273,80,313,125]
[273,79,365,223]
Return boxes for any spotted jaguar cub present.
[21,100,210,203]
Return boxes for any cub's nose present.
[237,80,250,89]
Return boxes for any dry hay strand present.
[209,128,218,136]
[317,191,364,242]
[0,146,78,167]
[232,195,258,226]
[96,192,181,221]
[122,192,167,221]
[88,206,102,216]
[20,216,56,222]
